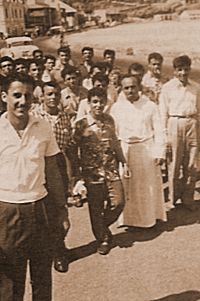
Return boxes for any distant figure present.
[142,52,165,104]
[159,55,200,211]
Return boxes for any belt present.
[169,114,196,119]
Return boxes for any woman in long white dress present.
[111,75,167,228]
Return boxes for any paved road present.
[24,200,200,301]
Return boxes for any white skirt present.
[120,139,167,228]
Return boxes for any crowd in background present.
[0,44,199,301]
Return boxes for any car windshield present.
[9,41,32,47]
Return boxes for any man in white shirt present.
[159,55,200,210]
[0,73,69,300]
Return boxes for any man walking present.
[0,73,69,300]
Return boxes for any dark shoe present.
[54,256,69,273]
[97,241,111,255]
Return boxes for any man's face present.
[104,54,115,67]
[121,77,139,102]
[129,69,144,84]
[148,58,162,77]
[109,72,120,85]
[3,81,33,120]
[64,73,78,90]
[34,51,43,60]
[0,60,13,76]
[15,64,27,75]
[93,80,108,90]
[174,65,190,85]
[59,51,70,65]
[28,63,41,80]
[89,95,106,118]
[43,85,60,110]
[44,59,55,71]
[82,50,93,62]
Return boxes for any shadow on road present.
[112,201,200,249]
[66,202,200,262]
[67,240,97,263]
[150,290,200,301]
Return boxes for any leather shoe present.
[97,241,111,255]
[54,256,69,273]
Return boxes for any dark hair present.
[14,58,27,68]
[32,49,43,57]
[1,73,34,92]
[57,46,71,55]
[90,62,107,75]
[148,52,163,64]
[61,65,80,80]
[82,47,94,54]
[173,55,191,68]
[43,55,56,64]
[26,59,39,71]
[92,72,109,86]
[128,62,145,74]
[121,73,140,85]
[103,49,115,58]
[0,56,13,66]
[88,87,107,104]
[41,81,61,93]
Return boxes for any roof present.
[59,1,76,12]
[6,36,33,44]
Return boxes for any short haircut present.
[14,58,27,68]
[82,46,94,54]
[88,87,107,104]
[0,56,13,66]
[103,49,115,58]
[121,73,139,85]
[61,65,80,80]
[43,55,56,64]
[26,59,39,71]
[41,81,61,93]
[32,49,43,57]
[92,72,109,86]
[57,46,71,55]
[173,55,191,68]
[148,52,163,63]
[1,73,34,92]
[128,62,145,74]
[90,62,107,74]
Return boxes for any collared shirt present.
[31,104,72,153]
[142,70,166,104]
[111,91,165,158]
[159,77,200,129]
[0,114,59,203]
[41,70,53,82]
[73,113,126,182]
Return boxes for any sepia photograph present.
[0,0,200,300]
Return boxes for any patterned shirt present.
[31,104,72,153]
[73,113,126,183]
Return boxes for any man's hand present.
[58,206,70,236]
[123,163,131,178]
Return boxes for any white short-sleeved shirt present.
[0,113,59,203]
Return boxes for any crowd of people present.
[0,44,200,301]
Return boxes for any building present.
[179,9,200,20]
[25,0,77,33]
[0,0,26,37]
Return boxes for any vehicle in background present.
[46,25,66,36]
[0,36,39,59]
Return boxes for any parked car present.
[0,36,39,59]
[46,26,66,36]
